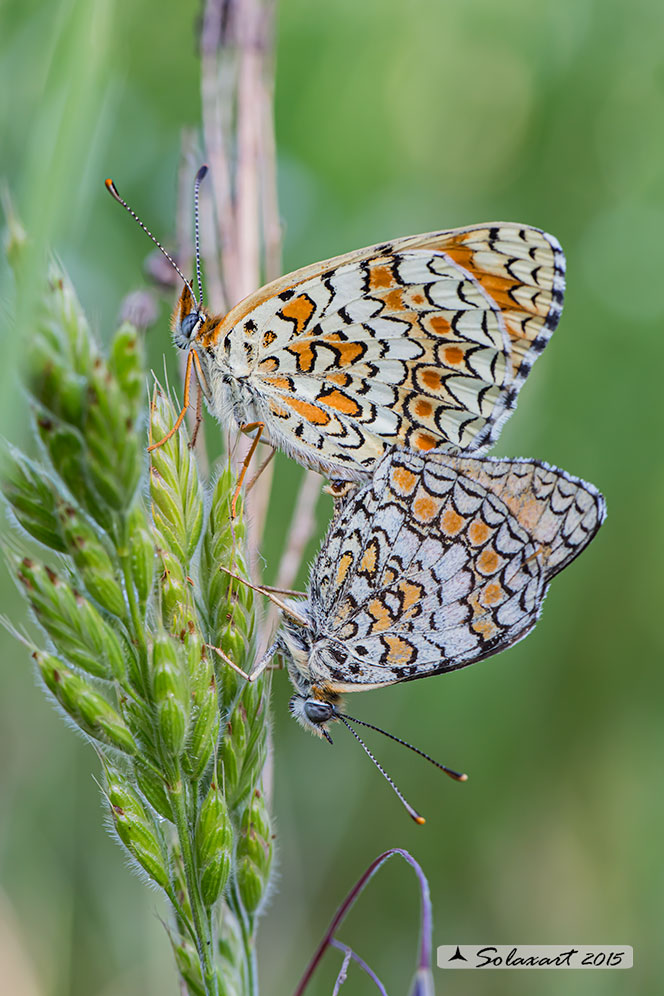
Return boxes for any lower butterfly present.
[219,448,605,822]
[107,172,565,483]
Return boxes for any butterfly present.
[272,447,605,725]
[229,447,604,818]
[106,170,564,479]
[171,222,565,479]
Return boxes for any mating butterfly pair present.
[109,175,605,818]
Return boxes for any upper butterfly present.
[176,224,564,476]
[106,173,564,477]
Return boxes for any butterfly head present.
[288,689,340,744]
[171,283,209,350]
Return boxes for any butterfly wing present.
[200,225,564,475]
[306,449,603,692]
[443,455,606,581]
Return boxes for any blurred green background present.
[1,0,662,993]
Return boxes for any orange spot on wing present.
[443,346,464,366]
[287,398,331,426]
[336,553,353,587]
[443,245,476,273]
[428,314,452,336]
[414,399,432,417]
[391,464,418,494]
[444,245,535,318]
[468,519,491,545]
[263,376,292,392]
[476,274,523,312]
[318,389,361,416]
[397,580,423,612]
[413,494,439,522]
[382,287,403,310]
[327,372,352,387]
[421,369,442,391]
[269,399,290,419]
[258,357,278,373]
[383,634,415,665]
[412,431,437,451]
[481,582,505,606]
[472,614,501,640]
[286,340,315,372]
[441,507,465,536]
[323,338,365,365]
[368,598,393,632]
[262,330,277,348]
[477,547,500,574]
[468,590,501,639]
[280,294,315,334]
[360,540,378,574]
[369,263,394,290]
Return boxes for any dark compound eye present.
[181,312,199,339]
[303,699,334,724]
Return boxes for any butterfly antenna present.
[336,714,426,825]
[104,178,196,300]
[340,711,468,783]
[193,164,208,305]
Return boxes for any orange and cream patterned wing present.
[205,225,564,474]
[441,454,606,581]
[306,450,545,690]
[409,224,565,392]
[306,448,603,692]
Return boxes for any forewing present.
[202,225,564,474]
[308,450,549,690]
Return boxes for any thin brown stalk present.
[196,0,321,663]
[235,0,265,300]
[200,0,236,308]
[261,469,321,641]
[258,2,281,284]
[246,447,276,579]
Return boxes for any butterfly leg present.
[261,583,307,598]
[188,381,204,450]
[206,640,279,683]
[206,643,252,680]
[218,564,310,626]
[148,351,194,452]
[524,544,549,567]
[246,641,280,683]
[245,446,276,495]
[231,421,264,517]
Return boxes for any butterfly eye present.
[181,312,199,339]
[173,311,203,351]
[303,699,334,725]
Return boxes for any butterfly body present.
[271,448,605,740]
[172,224,565,479]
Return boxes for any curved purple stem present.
[330,939,388,995]
[293,848,432,996]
